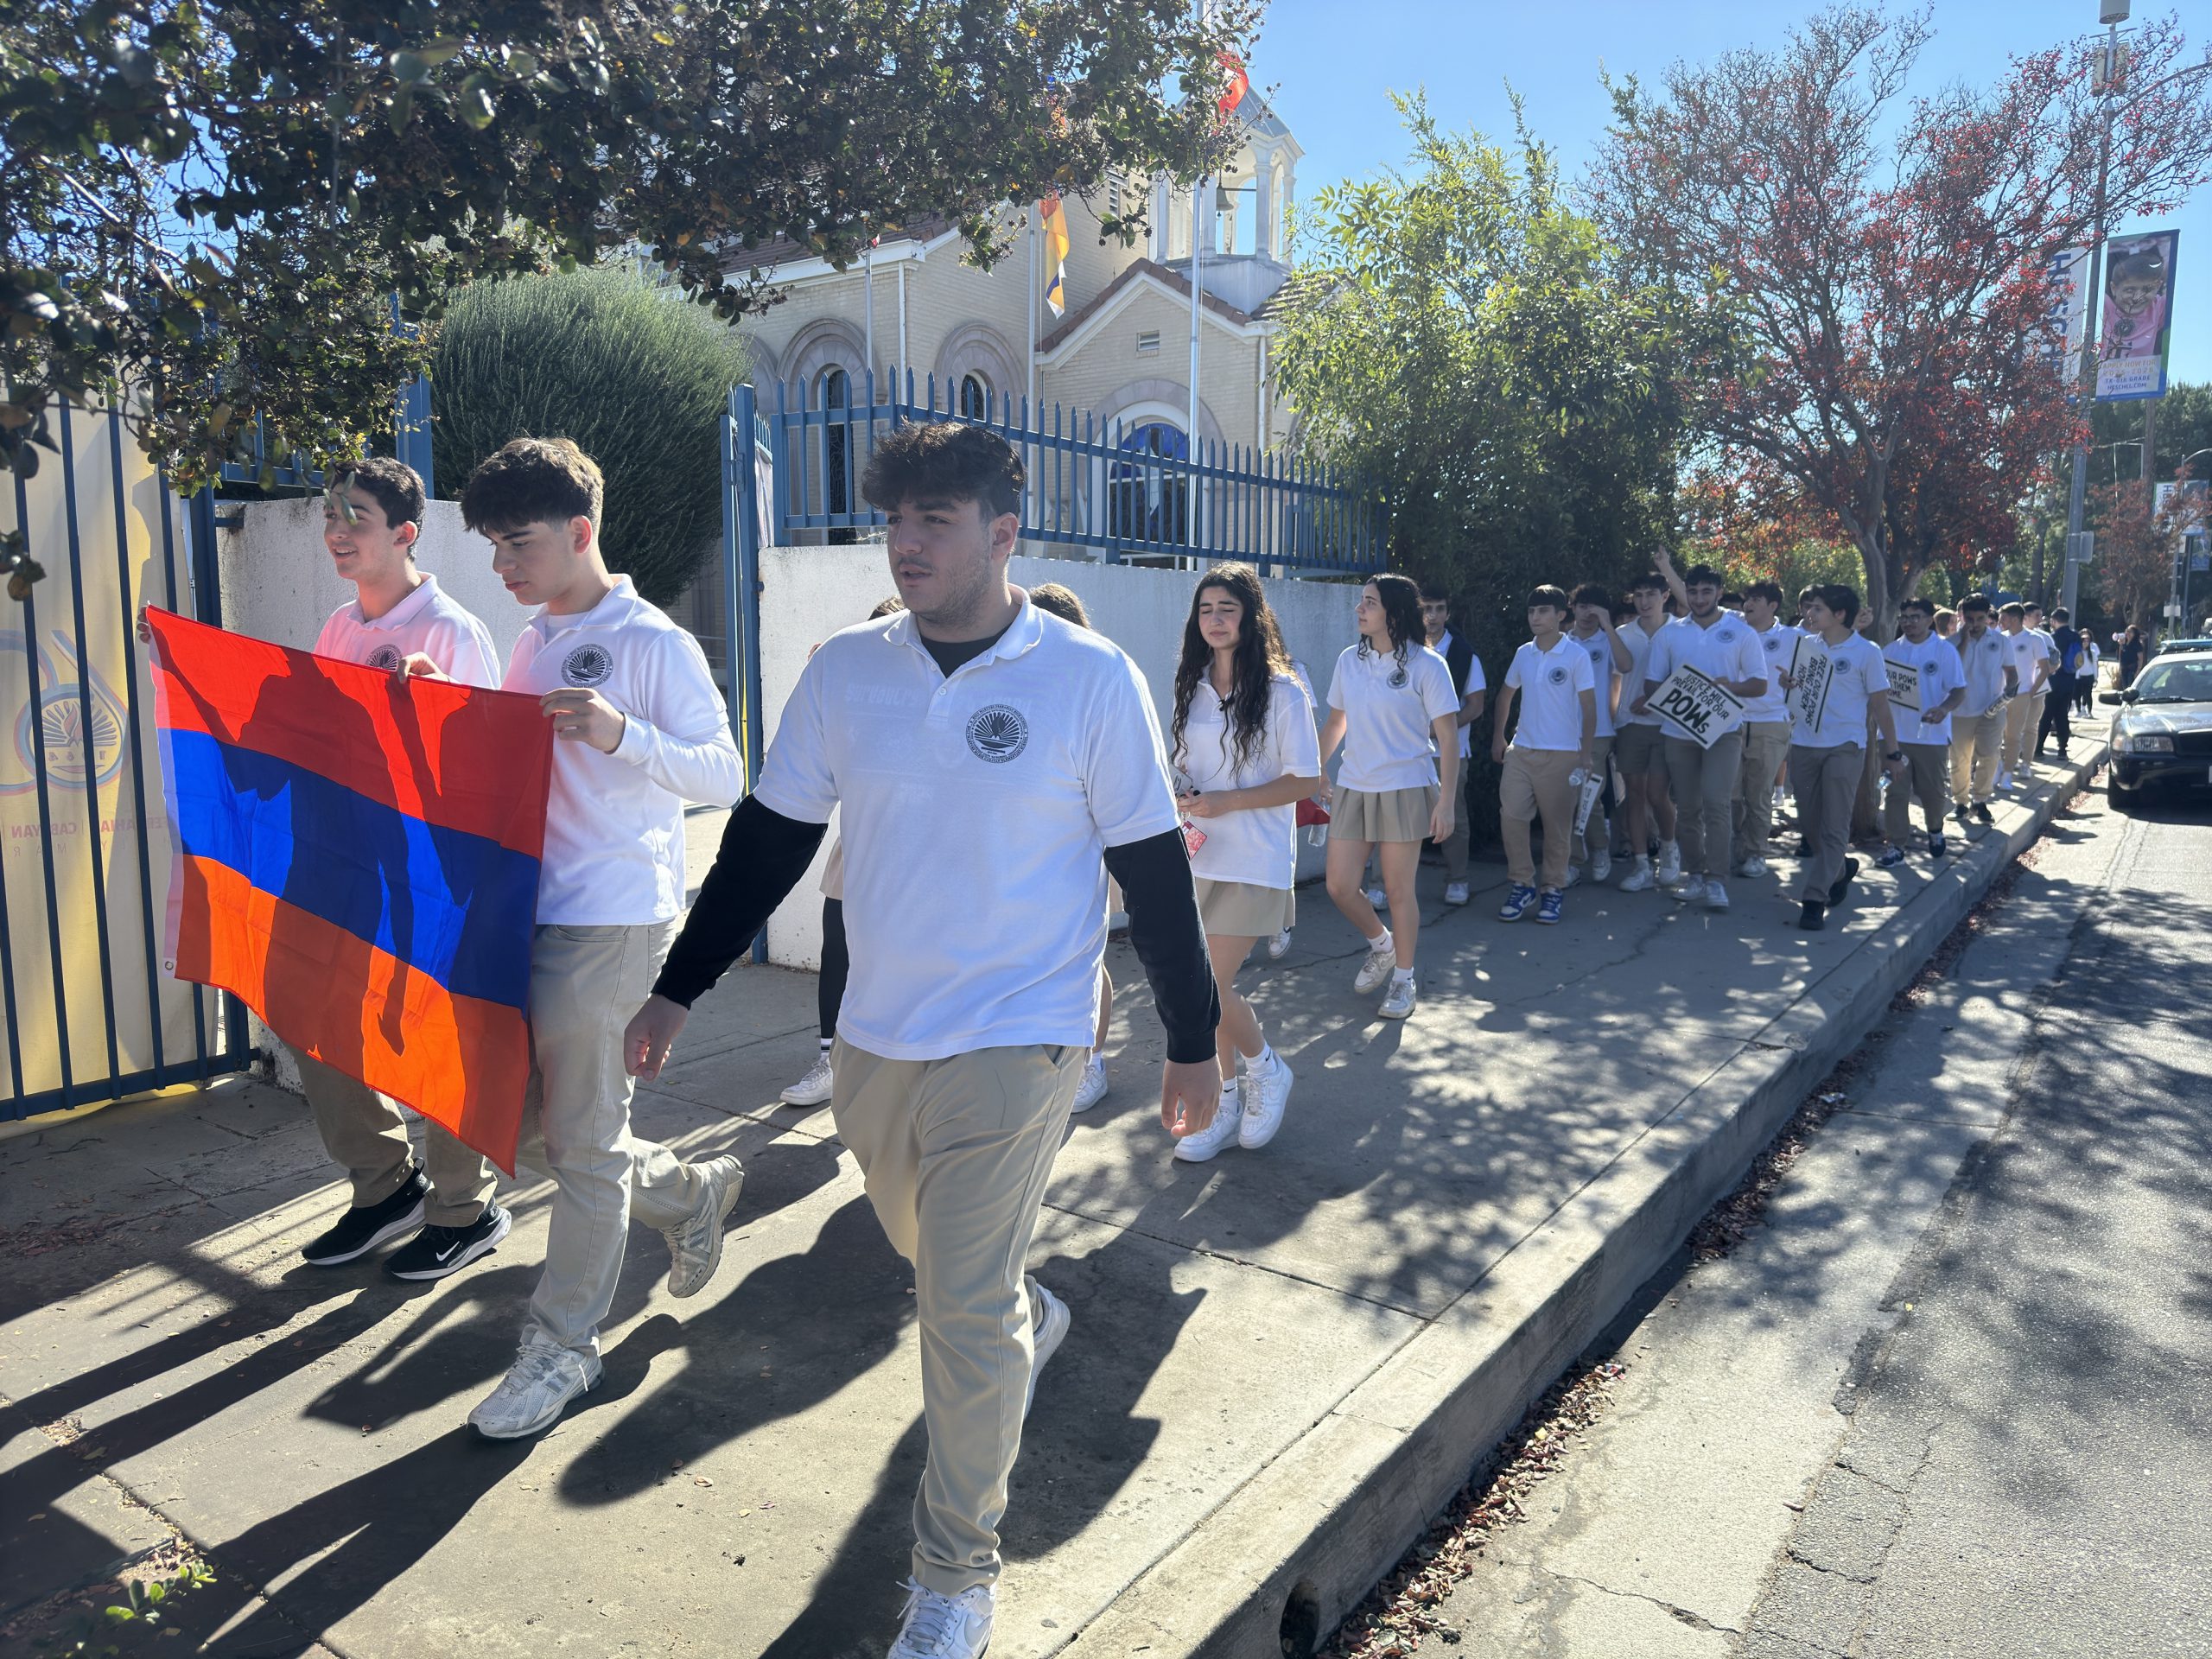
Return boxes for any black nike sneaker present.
[385,1201,513,1281]
[301,1167,428,1266]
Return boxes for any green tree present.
[430,265,753,605]
[0,0,1253,588]
[1272,96,1693,838]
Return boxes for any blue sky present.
[1250,0,2210,389]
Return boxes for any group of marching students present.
[226,412,2105,1659]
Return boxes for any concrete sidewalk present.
[0,753,2099,1659]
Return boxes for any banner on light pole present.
[2096,229,2179,403]
[2041,246,2091,391]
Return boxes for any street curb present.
[1070,747,2106,1659]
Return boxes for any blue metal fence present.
[764,371,1384,575]
[3,404,249,1121]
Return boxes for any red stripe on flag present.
[148,607,550,859]
[175,854,531,1173]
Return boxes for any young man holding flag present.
[402,438,747,1441]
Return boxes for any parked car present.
[2147,637,2212,663]
[2101,652,2212,806]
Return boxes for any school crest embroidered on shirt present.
[563,644,613,687]
[1388,664,1409,689]
[364,644,403,671]
[966,704,1029,763]
[1547,664,1569,686]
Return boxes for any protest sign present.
[1648,664,1745,750]
[1885,657,1924,714]
[1788,633,1834,733]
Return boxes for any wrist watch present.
[1886,749,1904,761]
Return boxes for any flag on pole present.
[1039,192,1071,318]
[146,607,552,1172]
[1217,51,1249,118]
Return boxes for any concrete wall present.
[219,497,532,662]
[755,545,1359,969]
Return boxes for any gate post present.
[721,385,769,963]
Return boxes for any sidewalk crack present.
[1532,1563,1739,1636]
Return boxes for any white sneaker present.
[1560,863,1584,889]
[1443,880,1470,906]
[1704,877,1730,909]
[887,1578,995,1659]
[1618,857,1655,893]
[1351,942,1396,995]
[1173,1087,1244,1162]
[1656,842,1683,887]
[779,1051,834,1106]
[1363,885,1389,909]
[1070,1056,1108,1114]
[1025,1284,1070,1417]
[1590,848,1612,883]
[1238,1052,1294,1149]
[664,1154,745,1299]
[1378,976,1416,1020]
[1266,928,1293,961]
[1669,871,1700,900]
[1996,768,2013,791]
[469,1338,601,1440]
[1735,855,1768,878]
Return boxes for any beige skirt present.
[1193,877,1294,938]
[819,838,845,902]
[1331,784,1437,844]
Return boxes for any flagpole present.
[1189,176,1203,555]
[862,239,875,380]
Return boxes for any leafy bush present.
[431,265,754,605]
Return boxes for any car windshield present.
[2133,659,2212,702]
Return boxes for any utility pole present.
[2060,6,2125,620]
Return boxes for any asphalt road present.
[1744,787,2212,1657]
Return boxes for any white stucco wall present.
[219,498,531,661]
[755,545,1359,969]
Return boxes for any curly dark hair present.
[1357,571,1424,665]
[860,419,1025,518]
[1171,563,1293,779]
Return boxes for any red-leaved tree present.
[1592,3,2212,637]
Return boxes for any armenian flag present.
[146,608,550,1172]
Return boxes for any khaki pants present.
[1499,745,1580,891]
[832,1039,1086,1597]
[2000,693,2037,774]
[1732,720,1792,866]
[1884,741,1949,842]
[1575,734,1615,865]
[1664,729,1745,878]
[514,921,703,1357]
[1949,710,2003,807]
[294,1048,494,1228]
[1791,742,1864,904]
[1438,759,1471,881]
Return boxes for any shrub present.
[431,265,754,605]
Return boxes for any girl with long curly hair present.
[1317,572,1460,1020]
[1161,563,1321,1161]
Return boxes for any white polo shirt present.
[1326,643,1461,792]
[1177,673,1321,891]
[1741,621,1803,723]
[1792,632,1890,748]
[1885,632,1967,747]
[2012,627,2053,696]
[1567,626,1622,738]
[1620,619,1669,728]
[754,598,1179,1062]
[503,576,742,925]
[1646,613,1768,741]
[314,574,499,688]
[1957,626,2012,715]
[1505,634,1596,751]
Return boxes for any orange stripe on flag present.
[175,855,531,1173]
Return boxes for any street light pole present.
[2060,15,2121,620]
[2061,13,2212,616]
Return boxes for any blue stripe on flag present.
[163,728,537,1011]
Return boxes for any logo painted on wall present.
[1,630,129,796]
